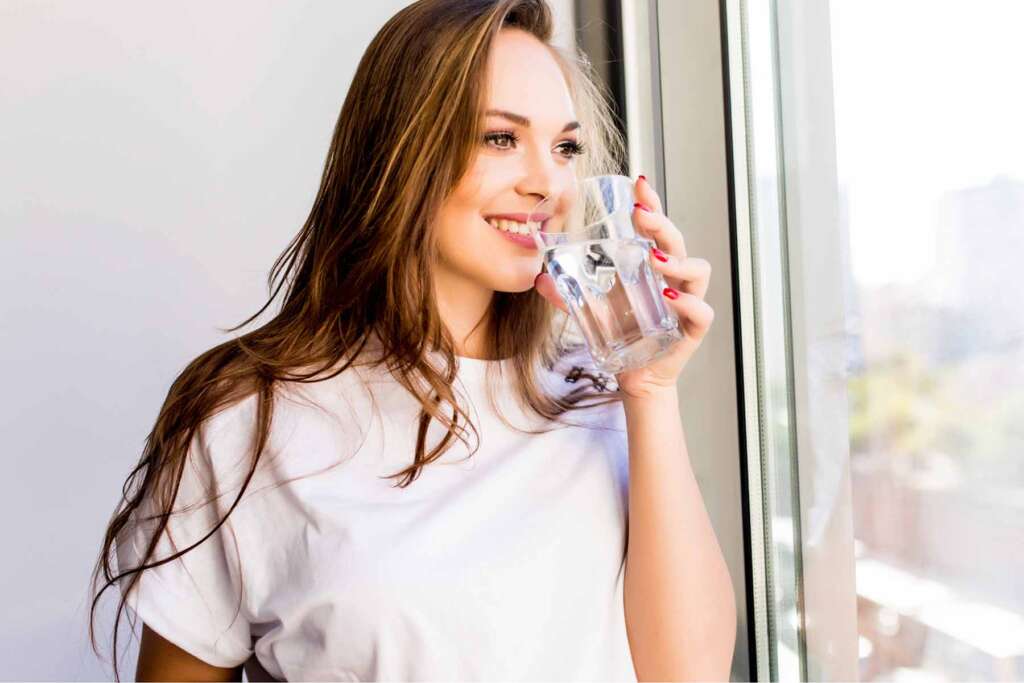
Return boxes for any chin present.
[484,265,543,294]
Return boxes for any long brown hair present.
[88,0,627,678]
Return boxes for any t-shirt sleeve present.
[114,400,256,668]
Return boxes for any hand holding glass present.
[530,174,684,374]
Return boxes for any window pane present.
[832,1,1024,681]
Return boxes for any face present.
[433,28,582,295]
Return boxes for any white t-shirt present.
[116,346,636,681]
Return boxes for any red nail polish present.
[663,287,679,300]
[638,175,647,183]
[651,246,668,262]
[633,202,651,212]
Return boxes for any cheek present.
[431,158,544,289]
[434,164,503,258]
[433,198,488,274]
[466,154,526,195]
[435,215,542,291]
[436,213,499,269]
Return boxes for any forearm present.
[622,389,738,682]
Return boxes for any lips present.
[482,216,540,250]
[483,212,552,223]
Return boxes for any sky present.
[828,0,1024,287]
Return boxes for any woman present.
[88,0,734,680]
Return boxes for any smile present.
[481,215,547,250]
[486,217,541,235]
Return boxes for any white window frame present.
[623,0,861,679]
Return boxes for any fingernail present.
[638,175,647,183]
[633,202,651,212]
[663,286,679,300]
[651,246,668,262]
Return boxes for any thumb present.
[533,272,569,314]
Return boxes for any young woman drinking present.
[89,0,733,680]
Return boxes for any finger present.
[533,272,569,314]
[663,289,715,343]
[634,175,663,214]
[651,253,711,299]
[633,205,687,260]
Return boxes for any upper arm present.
[136,623,243,682]
[115,401,259,675]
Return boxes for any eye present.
[483,131,587,160]
[483,131,519,150]
[557,140,587,159]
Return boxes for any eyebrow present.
[485,109,580,133]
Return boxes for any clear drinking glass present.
[529,174,684,374]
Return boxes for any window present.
[727,0,1024,680]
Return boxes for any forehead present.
[485,29,576,127]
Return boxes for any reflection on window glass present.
[831,1,1024,680]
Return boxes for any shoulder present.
[194,359,382,478]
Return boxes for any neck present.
[433,262,495,360]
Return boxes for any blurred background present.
[1,0,1020,681]
[737,1,1024,680]
[830,2,1024,680]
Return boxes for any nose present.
[514,146,566,209]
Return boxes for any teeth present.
[501,219,525,234]
[487,218,540,235]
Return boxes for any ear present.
[533,272,569,314]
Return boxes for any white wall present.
[0,1,573,679]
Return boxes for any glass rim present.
[527,173,637,239]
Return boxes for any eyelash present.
[483,130,587,158]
